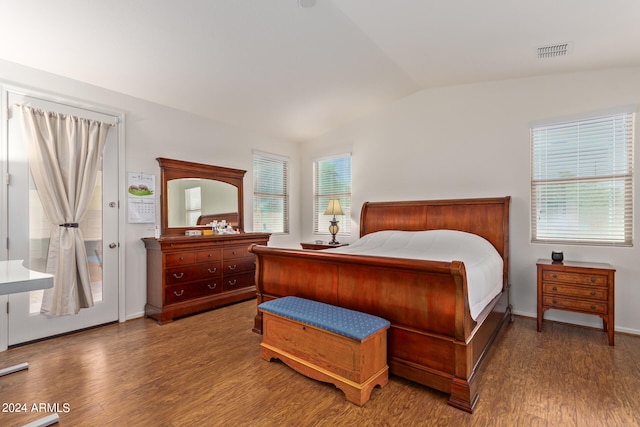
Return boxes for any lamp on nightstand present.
[324,199,344,245]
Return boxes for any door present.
[5,92,119,345]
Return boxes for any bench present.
[258,296,390,406]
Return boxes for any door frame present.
[0,84,126,350]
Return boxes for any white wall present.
[299,66,640,335]
[3,57,638,335]
[0,59,301,320]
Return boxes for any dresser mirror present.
[157,157,246,236]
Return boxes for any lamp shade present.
[324,199,344,216]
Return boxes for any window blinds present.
[313,154,352,234]
[253,152,289,234]
[531,111,634,246]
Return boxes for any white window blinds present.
[313,154,352,234]
[531,110,634,246]
[253,151,289,234]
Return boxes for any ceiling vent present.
[537,42,573,59]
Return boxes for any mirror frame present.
[157,157,246,236]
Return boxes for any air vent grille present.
[537,42,573,59]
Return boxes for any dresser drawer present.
[542,271,607,286]
[223,271,255,291]
[543,295,607,314]
[166,262,222,285]
[542,283,607,300]
[165,279,223,304]
[223,246,251,259]
[223,257,255,274]
[165,252,196,267]
[196,249,222,263]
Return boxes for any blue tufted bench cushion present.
[258,296,390,341]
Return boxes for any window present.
[531,109,634,246]
[313,154,352,235]
[253,151,289,233]
[185,186,201,226]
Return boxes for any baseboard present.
[126,311,146,321]
[512,309,640,336]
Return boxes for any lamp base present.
[328,219,340,245]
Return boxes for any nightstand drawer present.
[542,283,607,300]
[543,295,607,314]
[542,271,606,286]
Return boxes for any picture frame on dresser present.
[142,158,270,324]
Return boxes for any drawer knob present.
[173,290,184,297]
[228,279,237,286]
[179,257,184,261]
[552,286,557,291]
[208,283,217,290]
[591,277,596,283]
[173,273,185,279]
[591,291,596,296]
[232,250,237,255]
[591,305,596,310]
[208,253,212,258]
[552,274,558,279]
[228,264,237,271]
[552,300,558,304]
[208,267,217,274]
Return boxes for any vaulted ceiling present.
[1,1,639,141]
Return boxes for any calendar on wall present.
[127,172,156,223]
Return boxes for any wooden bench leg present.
[339,367,388,406]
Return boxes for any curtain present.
[20,106,111,316]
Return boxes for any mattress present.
[326,230,504,321]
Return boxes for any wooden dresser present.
[536,259,615,345]
[143,233,270,323]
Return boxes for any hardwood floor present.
[1,299,639,426]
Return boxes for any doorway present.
[4,91,121,345]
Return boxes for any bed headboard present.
[360,197,511,273]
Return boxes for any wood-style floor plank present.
[1,300,639,426]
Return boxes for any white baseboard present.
[512,308,640,336]
[126,311,145,321]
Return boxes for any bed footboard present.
[250,246,472,337]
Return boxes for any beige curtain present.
[20,106,111,316]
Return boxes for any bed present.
[249,196,512,412]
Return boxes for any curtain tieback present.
[59,223,79,228]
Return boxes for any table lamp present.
[324,199,344,245]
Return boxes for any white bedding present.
[325,230,504,321]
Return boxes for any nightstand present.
[300,242,349,250]
[537,259,615,345]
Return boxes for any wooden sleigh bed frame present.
[250,196,512,412]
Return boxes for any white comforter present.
[326,230,504,321]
